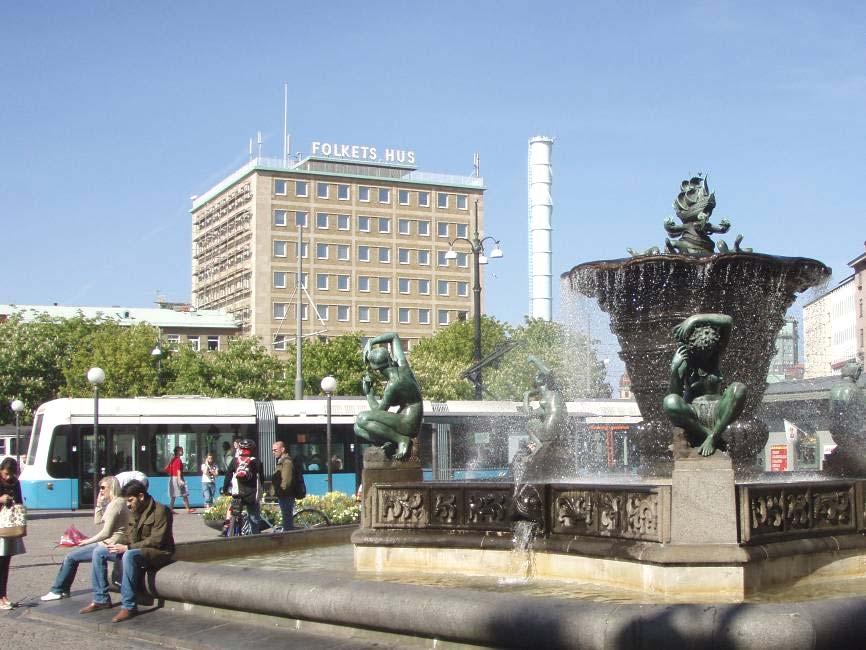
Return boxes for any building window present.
[167,334,180,350]
[379,217,391,234]
[274,179,288,195]
[399,308,411,324]
[273,303,288,319]
[316,243,329,259]
[296,241,309,258]
[358,215,370,232]
[438,309,449,325]
[300,304,309,321]
[358,245,370,262]
[398,189,410,205]
[456,195,468,210]
[457,252,468,267]
[437,251,449,267]
[337,275,350,291]
[398,219,411,235]
[189,336,200,351]
[378,187,390,204]
[337,184,350,200]
[456,223,468,239]
[337,244,350,261]
[296,272,308,288]
[418,250,430,266]
[398,277,410,294]
[273,335,286,351]
[274,241,287,257]
[379,277,391,293]
[315,305,329,321]
[317,182,329,199]
[274,271,287,288]
[274,210,287,226]
[379,247,391,263]
[418,279,430,295]
[438,280,449,296]
[337,214,350,230]
[398,248,410,264]
[359,186,370,202]
[457,281,469,297]
[316,273,329,290]
[359,276,370,292]
[316,212,329,229]
[207,336,219,351]
[418,191,430,207]
[295,211,308,228]
[438,222,449,238]
[296,181,308,197]
[359,306,370,322]
[379,307,391,323]
[417,220,430,236]
[437,193,448,209]
[418,308,431,325]
[337,305,349,321]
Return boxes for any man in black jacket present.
[222,439,264,534]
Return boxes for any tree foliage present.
[297,334,366,396]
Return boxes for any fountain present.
[146,176,866,648]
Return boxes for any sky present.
[1,2,864,375]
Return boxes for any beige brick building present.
[190,155,486,352]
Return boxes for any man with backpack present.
[271,441,304,530]
[221,439,264,534]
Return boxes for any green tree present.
[298,334,366,396]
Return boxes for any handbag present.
[0,503,26,538]
[59,524,86,547]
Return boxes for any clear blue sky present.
[2,2,863,336]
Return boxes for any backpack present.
[292,455,307,499]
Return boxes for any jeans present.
[202,481,216,506]
[278,496,295,530]
[92,545,152,610]
[50,542,97,594]
[245,500,264,534]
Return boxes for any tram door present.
[106,427,137,474]
[77,427,99,508]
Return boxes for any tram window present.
[48,426,73,478]
[26,414,42,465]
[142,423,256,475]
[0,439,5,454]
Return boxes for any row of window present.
[274,210,469,239]
[274,180,470,210]
[273,241,469,267]
[163,334,221,352]
[272,304,464,329]
[273,272,469,296]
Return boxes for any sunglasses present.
[98,485,107,490]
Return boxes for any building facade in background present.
[0,303,240,351]
[803,275,856,378]
[190,151,485,352]
[849,241,866,363]
[767,318,799,382]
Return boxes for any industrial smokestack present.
[528,136,554,321]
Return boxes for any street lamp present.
[320,375,337,493]
[444,199,504,399]
[87,367,105,497]
[151,343,162,394]
[9,400,23,464]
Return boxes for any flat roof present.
[191,155,485,211]
[0,304,239,330]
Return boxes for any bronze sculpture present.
[353,332,423,460]
[662,313,747,456]
[521,355,567,447]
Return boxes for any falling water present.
[500,520,538,585]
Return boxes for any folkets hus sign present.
[311,141,416,165]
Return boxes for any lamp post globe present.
[87,367,106,387]
[10,400,23,415]
[10,399,23,464]
[321,375,337,493]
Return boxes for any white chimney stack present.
[528,136,554,321]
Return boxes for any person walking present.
[200,453,218,508]
[164,446,195,513]
[0,458,25,609]
[222,439,264,534]
[271,441,294,530]
[41,475,129,601]
[80,479,175,622]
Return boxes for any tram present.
[20,396,641,509]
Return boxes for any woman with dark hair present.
[0,457,25,609]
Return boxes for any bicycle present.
[224,497,330,536]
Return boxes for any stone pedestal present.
[670,454,738,545]
[360,447,422,529]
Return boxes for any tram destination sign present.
[311,141,416,165]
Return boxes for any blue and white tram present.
[20,396,642,509]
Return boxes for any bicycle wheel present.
[293,508,330,529]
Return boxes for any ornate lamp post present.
[87,367,105,495]
[444,200,503,399]
[320,375,337,493]
[9,399,23,464]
